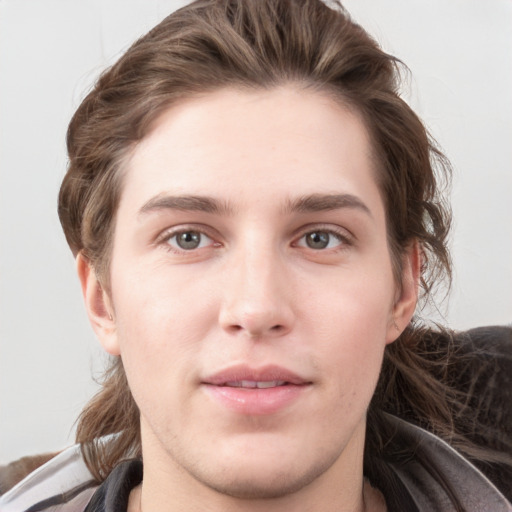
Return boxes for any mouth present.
[203,364,310,387]
[201,365,311,415]
[221,380,289,389]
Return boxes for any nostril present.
[271,324,284,331]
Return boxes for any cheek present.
[114,305,205,434]
[112,258,218,339]
[308,262,395,335]
[109,263,218,398]
[305,267,394,390]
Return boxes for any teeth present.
[224,380,287,388]
[257,380,287,388]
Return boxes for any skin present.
[78,86,419,512]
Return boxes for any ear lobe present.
[386,242,421,344]
[76,253,120,356]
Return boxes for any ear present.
[386,242,421,344]
[76,253,120,356]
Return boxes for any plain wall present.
[1,0,511,464]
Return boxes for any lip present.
[203,364,310,386]
[201,364,312,415]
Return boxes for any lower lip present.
[202,384,308,415]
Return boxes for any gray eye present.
[165,230,214,252]
[305,231,330,249]
[175,231,202,250]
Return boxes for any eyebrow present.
[284,193,372,217]
[138,192,371,218]
[139,194,235,217]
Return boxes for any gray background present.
[1,0,511,463]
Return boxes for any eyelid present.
[152,222,354,253]
[292,224,355,248]
[154,224,221,252]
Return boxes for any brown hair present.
[58,0,510,502]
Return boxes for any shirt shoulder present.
[0,445,97,512]
[385,414,512,512]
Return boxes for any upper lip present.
[202,364,311,386]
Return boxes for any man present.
[1,1,510,510]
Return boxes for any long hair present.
[58,0,511,500]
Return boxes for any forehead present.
[120,86,381,213]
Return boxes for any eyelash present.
[155,225,354,255]
[156,226,218,254]
[294,226,353,251]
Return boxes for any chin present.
[186,447,342,501]
[197,467,321,500]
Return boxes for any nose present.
[218,245,295,339]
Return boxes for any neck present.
[130,479,386,512]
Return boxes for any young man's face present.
[81,87,417,506]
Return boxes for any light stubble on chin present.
[173,445,347,500]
